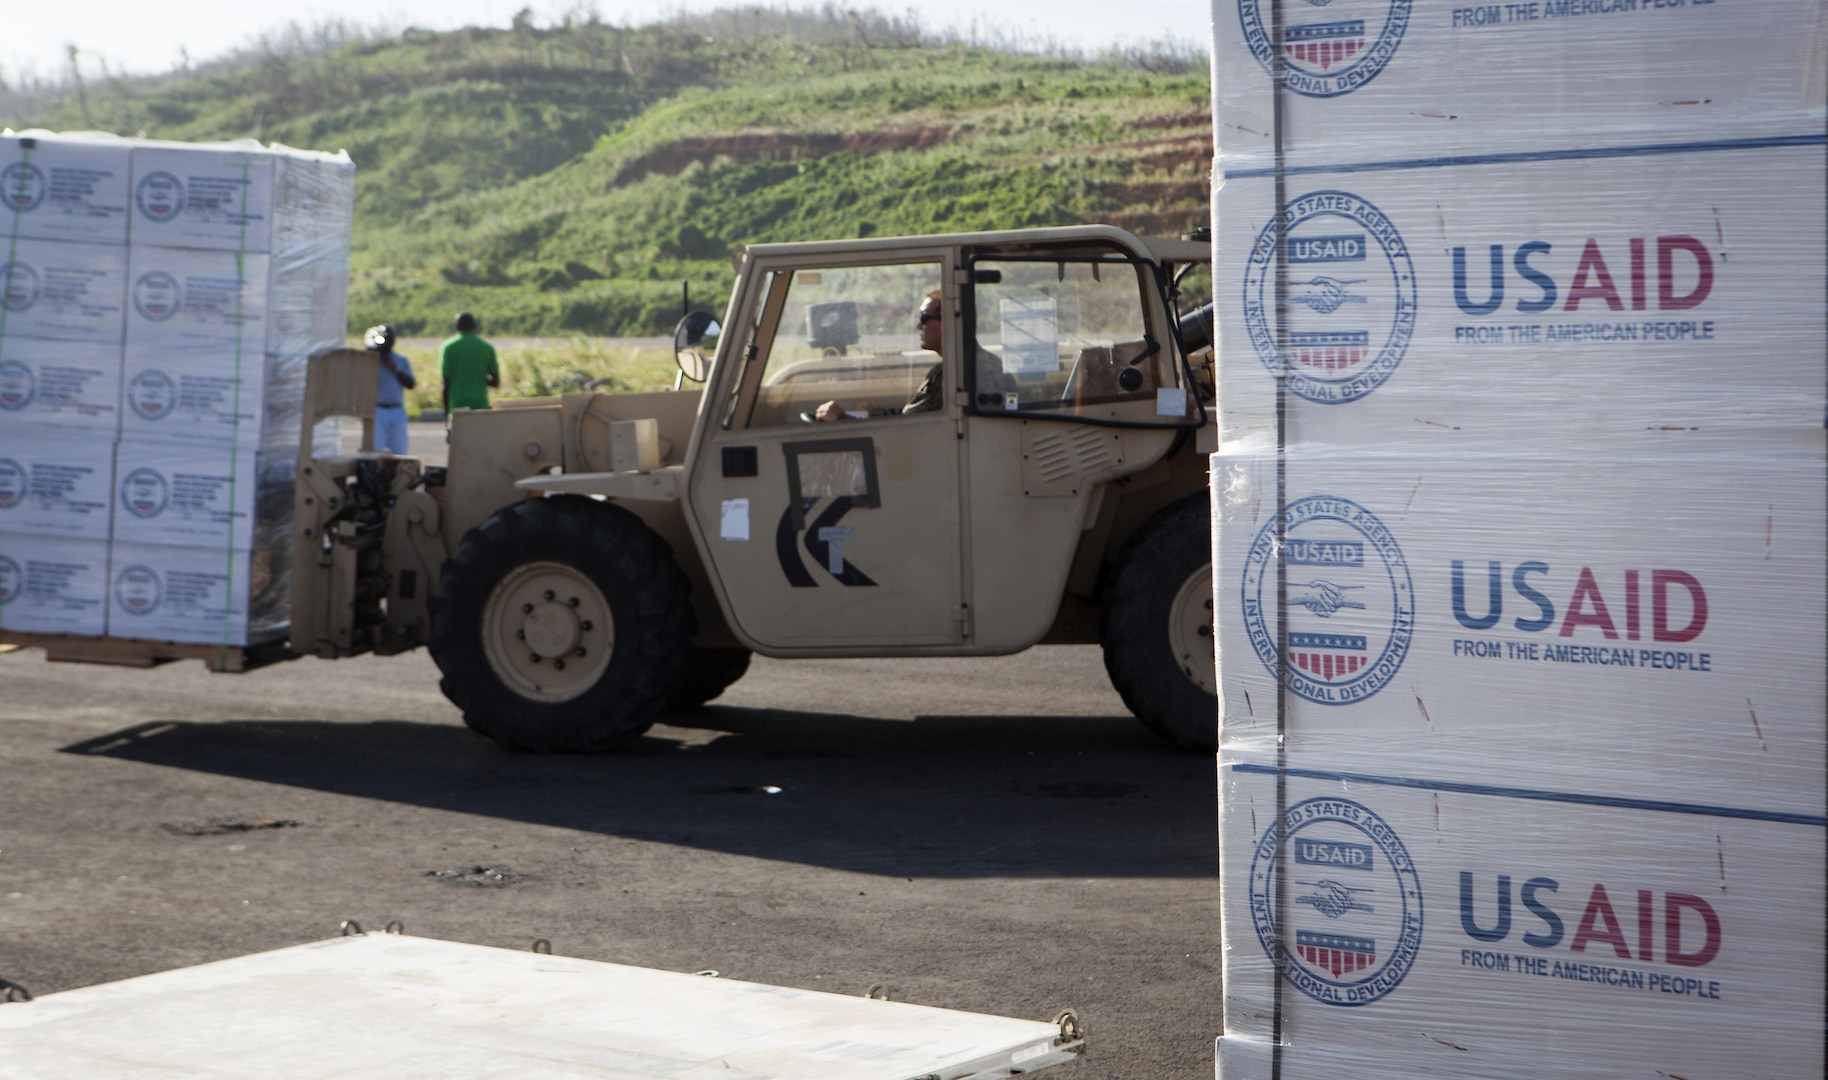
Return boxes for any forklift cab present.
[683,227,1209,658]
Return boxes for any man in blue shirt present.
[364,324,416,454]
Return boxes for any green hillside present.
[5,10,1211,337]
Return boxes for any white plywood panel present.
[0,934,1072,1079]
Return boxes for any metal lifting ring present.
[0,977,32,1003]
[339,919,364,937]
[863,983,891,1001]
[530,939,552,954]
[692,970,721,978]
[1053,1008,1084,1043]
[384,920,405,935]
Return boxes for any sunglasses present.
[916,311,941,325]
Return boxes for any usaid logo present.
[0,554,19,605]
[0,360,35,410]
[1251,797,1423,1006]
[1,261,41,312]
[119,467,171,519]
[135,170,185,223]
[126,369,178,421]
[1238,0,1411,98]
[1243,191,1416,404]
[1242,495,1414,704]
[0,457,25,509]
[1,162,46,213]
[132,271,182,322]
[114,564,162,616]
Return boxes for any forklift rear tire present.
[1101,495,1217,752]
[667,646,752,712]
[430,496,692,752]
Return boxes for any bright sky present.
[2,0,1215,83]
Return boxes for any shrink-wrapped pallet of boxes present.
[0,133,133,642]
[1208,3,1826,1077]
[0,131,353,649]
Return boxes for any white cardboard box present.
[0,133,133,245]
[109,438,261,548]
[0,337,123,433]
[118,343,266,446]
[0,432,116,540]
[104,540,252,645]
[127,145,277,252]
[1210,440,1827,816]
[0,239,127,343]
[0,534,109,636]
[125,142,354,257]
[1214,141,1826,447]
[1212,0,1827,170]
[123,246,270,352]
[1215,767,1824,1079]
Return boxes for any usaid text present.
[1451,235,1717,346]
[1449,562,1711,673]
[1459,872,1725,1002]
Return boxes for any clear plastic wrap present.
[1209,3,1827,1076]
[0,132,352,647]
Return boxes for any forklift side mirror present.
[673,311,721,383]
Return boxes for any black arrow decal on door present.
[775,496,877,587]
[775,497,819,588]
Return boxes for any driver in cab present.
[814,291,944,421]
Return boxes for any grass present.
[376,336,679,415]
[8,9,1211,339]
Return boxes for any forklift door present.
[687,257,965,652]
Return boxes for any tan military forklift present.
[291,225,1217,752]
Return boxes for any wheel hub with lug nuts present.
[1170,563,1217,695]
[481,562,614,702]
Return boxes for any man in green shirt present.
[440,311,500,415]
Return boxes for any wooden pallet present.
[0,631,292,673]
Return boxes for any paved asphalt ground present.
[0,432,1221,1077]
[0,647,1219,1076]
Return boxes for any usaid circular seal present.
[114,564,163,616]
[1,261,41,312]
[136,170,185,223]
[132,271,183,322]
[1,162,46,213]
[0,458,25,510]
[0,360,35,410]
[1242,190,1416,405]
[1238,0,1410,98]
[1241,495,1413,705]
[0,554,20,605]
[1250,797,1423,1006]
[127,369,179,421]
[120,467,171,519]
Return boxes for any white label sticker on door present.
[720,498,750,541]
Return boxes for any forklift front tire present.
[430,496,692,752]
